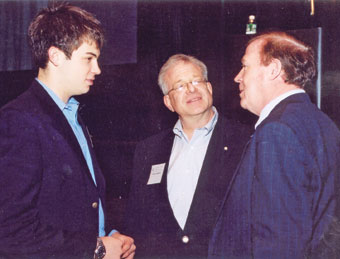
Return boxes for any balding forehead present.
[255,33,309,51]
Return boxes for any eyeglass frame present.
[166,79,208,95]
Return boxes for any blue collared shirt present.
[36,78,110,237]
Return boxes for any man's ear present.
[268,58,282,80]
[163,95,175,112]
[206,82,213,95]
[48,46,63,67]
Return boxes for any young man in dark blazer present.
[124,54,251,258]
[208,32,340,259]
[0,3,135,259]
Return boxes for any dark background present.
[1,0,340,229]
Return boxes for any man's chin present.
[240,100,247,110]
[83,85,91,94]
[73,87,90,97]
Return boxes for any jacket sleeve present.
[123,141,147,237]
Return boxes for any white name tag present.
[147,163,166,185]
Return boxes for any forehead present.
[167,61,202,78]
[73,41,100,57]
[242,39,262,63]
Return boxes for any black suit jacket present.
[0,81,106,258]
[124,115,251,259]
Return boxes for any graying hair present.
[158,54,208,95]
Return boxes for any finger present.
[121,244,136,258]
[122,244,135,257]
[121,239,132,252]
[122,251,135,259]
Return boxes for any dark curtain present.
[0,0,137,72]
[0,1,47,71]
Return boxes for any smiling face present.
[57,41,101,101]
[163,61,213,122]
[234,40,271,116]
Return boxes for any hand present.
[100,236,122,259]
[111,232,136,259]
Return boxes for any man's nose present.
[234,69,243,83]
[186,82,197,93]
[92,61,101,75]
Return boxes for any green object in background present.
[246,15,257,35]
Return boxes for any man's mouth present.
[86,78,95,85]
[187,97,202,104]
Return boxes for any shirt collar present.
[255,89,305,129]
[35,78,79,112]
[173,106,218,138]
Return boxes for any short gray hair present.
[158,54,208,95]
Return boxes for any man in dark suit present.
[0,3,135,259]
[208,31,340,259]
[124,54,250,258]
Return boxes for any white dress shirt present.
[167,107,218,229]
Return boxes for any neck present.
[38,68,70,104]
[179,108,214,140]
[262,82,300,110]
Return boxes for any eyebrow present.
[85,52,98,58]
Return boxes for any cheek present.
[243,70,255,83]
[243,72,259,93]
[169,95,182,108]
[200,88,212,101]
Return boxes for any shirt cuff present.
[108,229,118,236]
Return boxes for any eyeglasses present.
[167,79,207,95]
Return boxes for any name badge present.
[147,163,166,185]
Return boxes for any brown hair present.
[28,2,104,68]
[249,31,316,88]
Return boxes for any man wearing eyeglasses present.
[124,54,251,258]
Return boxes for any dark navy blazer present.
[208,93,340,259]
[0,81,106,258]
[124,115,251,259]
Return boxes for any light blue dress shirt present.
[36,78,112,237]
[167,107,218,229]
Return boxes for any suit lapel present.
[145,129,182,230]
[184,116,237,232]
[220,135,252,206]
[212,94,309,225]
[30,81,98,188]
[159,130,176,204]
[78,115,105,199]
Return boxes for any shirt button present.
[182,235,189,244]
[92,202,98,209]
